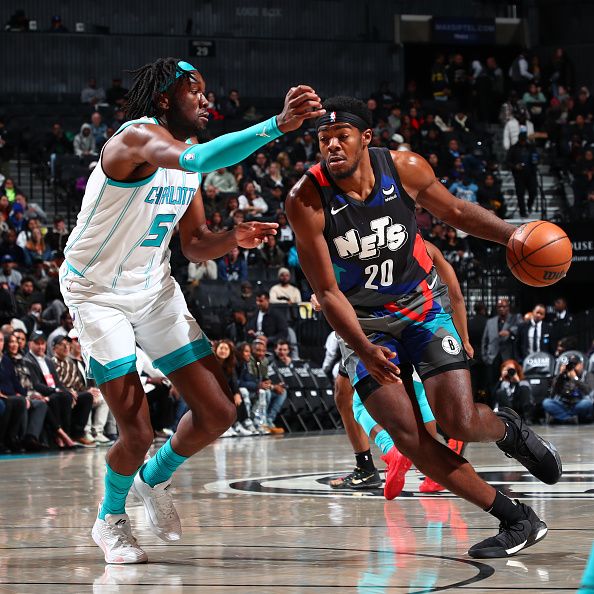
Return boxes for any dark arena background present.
[1,1,594,592]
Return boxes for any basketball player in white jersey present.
[61,57,324,563]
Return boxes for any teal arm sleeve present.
[179,116,282,173]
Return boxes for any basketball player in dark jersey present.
[286,97,561,559]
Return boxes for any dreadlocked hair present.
[124,57,189,120]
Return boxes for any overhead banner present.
[432,17,495,45]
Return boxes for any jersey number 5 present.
[141,214,176,247]
[364,260,394,290]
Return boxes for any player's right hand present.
[359,344,401,385]
[276,85,325,133]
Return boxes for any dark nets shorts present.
[338,274,468,400]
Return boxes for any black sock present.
[355,449,375,473]
[485,490,524,524]
[496,419,517,448]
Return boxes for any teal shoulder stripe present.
[107,169,158,188]
[64,179,108,255]
[113,117,160,138]
[81,187,141,274]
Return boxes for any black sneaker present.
[468,501,548,559]
[329,467,381,490]
[496,407,562,485]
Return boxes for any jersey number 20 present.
[364,260,394,290]
[141,214,176,247]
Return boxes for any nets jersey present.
[306,147,434,311]
[64,117,201,293]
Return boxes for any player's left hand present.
[234,221,278,249]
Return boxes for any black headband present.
[316,111,370,131]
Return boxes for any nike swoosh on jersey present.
[427,275,438,290]
[382,184,396,196]
[330,204,348,215]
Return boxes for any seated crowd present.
[468,296,594,426]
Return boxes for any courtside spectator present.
[24,331,93,447]
[270,268,301,304]
[517,304,553,361]
[543,355,593,424]
[80,78,106,105]
[494,359,535,421]
[0,332,47,451]
[47,311,74,355]
[482,298,522,406]
[217,247,247,282]
[67,330,112,444]
[204,167,238,193]
[247,291,289,345]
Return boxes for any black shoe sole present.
[468,519,548,559]
[525,520,548,550]
[329,474,382,490]
[497,407,563,485]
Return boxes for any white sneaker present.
[91,506,148,564]
[221,426,237,438]
[242,419,260,435]
[94,433,114,446]
[130,473,181,542]
[233,422,252,436]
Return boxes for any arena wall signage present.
[188,40,216,58]
[432,17,496,45]
[560,221,594,282]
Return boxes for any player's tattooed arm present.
[393,151,516,246]
[286,177,400,385]
[178,189,277,262]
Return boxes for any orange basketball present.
[506,221,573,287]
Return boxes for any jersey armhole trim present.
[105,118,160,187]
[383,148,416,210]
[304,171,330,238]
[106,169,158,188]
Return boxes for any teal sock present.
[140,438,188,488]
[375,429,395,455]
[353,389,395,455]
[579,542,594,593]
[98,463,137,520]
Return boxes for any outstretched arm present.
[425,242,473,358]
[285,177,400,385]
[395,151,516,246]
[104,85,325,179]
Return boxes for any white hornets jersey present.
[64,118,201,293]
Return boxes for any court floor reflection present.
[0,427,591,593]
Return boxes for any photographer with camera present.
[543,355,593,424]
[494,359,535,422]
